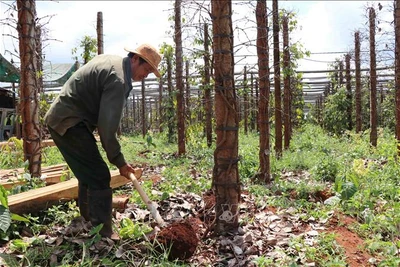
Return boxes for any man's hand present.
[119,163,137,179]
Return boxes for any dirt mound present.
[154,219,199,261]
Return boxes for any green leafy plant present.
[312,156,339,182]
[9,238,30,253]
[0,137,25,169]
[10,172,47,195]
[119,218,152,240]
[71,35,97,65]
[44,201,80,226]
[86,224,103,246]
[322,88,352,135]
[304,233,347,266]
[252,256,274,266]
[0,185,29,241]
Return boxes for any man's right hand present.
[119,163,137,179]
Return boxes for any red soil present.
[154,219,199,261]
[327,214,374,267]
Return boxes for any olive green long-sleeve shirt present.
[44,55,133,168]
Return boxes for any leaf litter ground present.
[0,168,376,266]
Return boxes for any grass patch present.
[3,123,400,265]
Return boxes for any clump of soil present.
[154,220,199,261]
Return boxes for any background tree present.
[256,0,270,183]
[355,31,362,133]
[280,11,309,131]
[395,0,400,156]
[175,0,186,155]
[17,0,41,177]
[369,7,378,147]
[282,15,291,149]
[203,23,213,148]
[71,35,97,65]
[322,88,351,135]
[345,53,352,130]
[273,0,282,158]
[211,0,240,234]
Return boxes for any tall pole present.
[256,0,270,183]
[273,0,282,157]
[282,15,291,149]
[211,0,240,234]
[97,12,104,54]
[369,7,378,147]
[175,0,186,155]
[17,0,42,177]
[355,31,362,133]
[395,0,400,156]
[345,54,352,130]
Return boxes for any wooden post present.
[158,78,163,133]
[250,73,255,131]
[345,54,352,130]
[354,32,362,131]
[132,94,136,130]
[369,7,378,147]
[141,80,146,138]
[256,0,270,183]
[167,54,174,143]
[395,0,400,156]
[273,0,282,157]
[282,15,291,150]
[149,99,153,131]
[137,96,141,132]
[155,99,159,132]
[204,23,212,147]
[17,0,42,177]
[97,12,104,54]
[255,78,259,132]
[175,0,186,155]
[339,60,344,86]
[354,31,362,133]
[211,0,240,234]
[243,66,248,135]
[185,60,190,122]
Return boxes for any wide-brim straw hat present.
[124,44,161,78]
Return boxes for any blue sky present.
[0,1,394,74]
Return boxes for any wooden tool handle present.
[128,172,166,227]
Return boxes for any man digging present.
[44,44,162,240]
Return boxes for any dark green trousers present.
[48,122,111,190]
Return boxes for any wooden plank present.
[0,163,67,176]
[8,169,141,215]
[42,139,55,147]
[0,173,68,190]
[1,164,70,189]
[1,180,26,190]
[0,139,55,149]
[0,136,99,149]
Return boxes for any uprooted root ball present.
[153,220,199,261]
